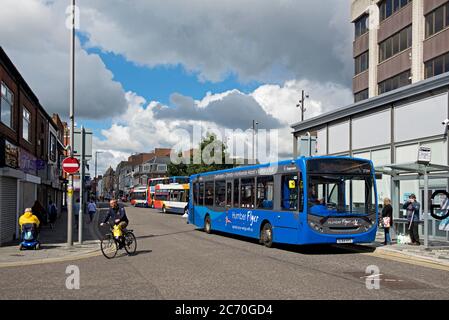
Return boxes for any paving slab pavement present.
[349,229,449,268]
[0,204,110,268]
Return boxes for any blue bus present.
[188,156,378,247]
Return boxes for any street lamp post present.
[95,151,104,180]
[252,120,259,164]
[67,0,76,247]
[296,90,309,122]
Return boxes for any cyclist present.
[101,199,129,248]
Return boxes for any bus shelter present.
[375,162,449,249]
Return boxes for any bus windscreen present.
[307,159,375,216]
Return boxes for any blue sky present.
[77,33,262,138]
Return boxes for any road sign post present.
[78,126,85,244]
[62,157,80,175]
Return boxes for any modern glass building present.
[292,72,449,241]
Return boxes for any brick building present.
[0,47,65,245]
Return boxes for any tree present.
[168,133,234,176]
[167,151,188,176]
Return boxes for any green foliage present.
[167,133,234,177]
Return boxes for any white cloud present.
[94,79,352,173]
[0,0,127,120]
[78,0,353,86]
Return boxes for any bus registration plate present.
[337,239,353,244]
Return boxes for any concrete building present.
[0,47,65,245]
[102,167,115,199]
[292,73,449,242]
[352,0,449,102]
[114,148,172,196]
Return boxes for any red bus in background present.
[129,185,149,207]
[147,176,189,208]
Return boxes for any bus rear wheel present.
[260,223,273,248]
[204,216,212,234]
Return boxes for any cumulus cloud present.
[0,0,127,119]
[93,79,352,173]
[154,90,284,129]
[79,0,353,86]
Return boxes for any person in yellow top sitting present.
[19,208,41,229]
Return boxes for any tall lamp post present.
[296,90,309,122]
[94,151,103,202]
[67,0,76,247]
[252,120,259,164]
[95,151,104,180]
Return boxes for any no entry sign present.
[62,157,80,174]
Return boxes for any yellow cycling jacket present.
[19,212,40,228]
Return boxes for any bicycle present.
[100,221,137,259]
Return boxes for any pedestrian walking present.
[382,197,393,245]
[87,199,97,224]
[47,199,58,229]
[32,200,47,227]
[403,194,421,245]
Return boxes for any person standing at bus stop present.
[382,198,393,245]
[403,194,421,246]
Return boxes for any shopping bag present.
[382,217,391,228]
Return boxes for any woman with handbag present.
[382,198,393,245]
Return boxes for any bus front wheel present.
[204,216,212,234]
[162,205,167,214]
[260,223,273,248]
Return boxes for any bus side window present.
[241,178,255,208]
[233,179,240,208]
[226,182,232,207]
[256,176,274,210]
[199,183,205,206]
[281,174,299,211]
[205,182,214,206]
[215,180,226,207]
[193,183,199,205]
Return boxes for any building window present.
[50,133,57,162]
[354,89,369,102]
[22,107,31,142]
[354,51,369,75]
[0,82,14,129]
[379,25,412,62]
[425,52,449,78]
[354,15,369,38]
[425,3,449,38]
[379,0,412,22]
[378,70,411,94]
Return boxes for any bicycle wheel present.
[123,231,137,255]
[101,234,118,259]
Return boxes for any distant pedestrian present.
[32,200,47,227]
[403,194,420,246]
[382,197,393,245]
[48,199,58,229]
[74,198,80,229]
[87,199,97,224]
